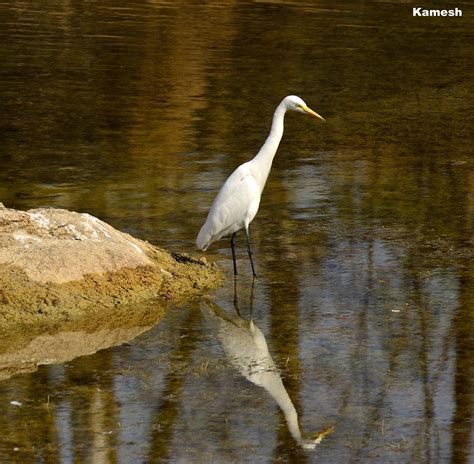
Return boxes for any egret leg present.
[230,233,238,275]
[244,228,257,278]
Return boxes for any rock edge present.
[0,205,222,326]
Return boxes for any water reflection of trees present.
[0,0,472,461]
[2,249,468,462]
[452,267,473,464]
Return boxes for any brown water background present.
[0,1,473,462]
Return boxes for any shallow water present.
[0,1,473,462]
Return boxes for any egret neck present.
[251,101,287,191]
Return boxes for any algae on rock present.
[0,205,222,327]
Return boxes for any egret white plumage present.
[196,95,325,277]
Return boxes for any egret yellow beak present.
[303,105,325,122]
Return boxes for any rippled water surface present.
[0,1,473,462]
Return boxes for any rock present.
[0,206,222,327]
[0,207,156,284]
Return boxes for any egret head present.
[284,95,325,121]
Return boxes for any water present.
[0,1,473,462]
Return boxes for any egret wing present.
[196,163,260,249]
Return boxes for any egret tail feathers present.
[196,225,210,251]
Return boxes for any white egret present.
[196,95,325,277]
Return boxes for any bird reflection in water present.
[200,279,334,450]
